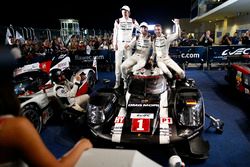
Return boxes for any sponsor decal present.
[245,88,249,94]
[236,71,242,82]
[111,96,117,103]
[222,48,250,56]
[130,113,154,119]
[39,61,52,73]
[113,126,123,132]
[60,89,66,94]
[243,54,250,58]
[112,108,126,142]
[160,117,173,124]
[159,116,171,143]
[113,116,125,133]
[114,116,125,124]
[14,63,40,76]
[128,103,159,107]
[131,118,150,132]
[143,104,159,107]
[180,53,200,59]
[104,103,112,112]
[58,62,68,69]
[128,104,142,107]
[244,77,249,85]
[58,54,67,59]
[75,55,104,61]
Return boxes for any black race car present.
[86,67,210,161]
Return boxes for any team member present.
[112,5,139,88]
[152,19,185,83]
[50,69,90,112]
[121,22,152,89]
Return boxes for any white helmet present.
[120,5,130,12]
[140,22,148,28]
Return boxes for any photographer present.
[199,30,213,46]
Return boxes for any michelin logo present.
[131,113,154,119]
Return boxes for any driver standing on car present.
[121,22,152,89]
[151,19,186,87]
[50,69,89,112]
[113,5,139,89]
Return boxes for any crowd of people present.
[179,29,250,46]
[5,21,250,67]
[7,34,114,64]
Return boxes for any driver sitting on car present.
[50,68,90,112]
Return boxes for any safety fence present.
[15,45,250,72]
[169,45,250,70]
[71,45,250,71]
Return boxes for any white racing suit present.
[121,34,152,82]
[53,79,90,112]
[152,23,185,79]
[113,17,139,87]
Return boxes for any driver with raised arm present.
[152,19,186,87]
[50,69,90,112]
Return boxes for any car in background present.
[225,54,250,95]
[13,54,97,132]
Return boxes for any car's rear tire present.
[21,104,42,133]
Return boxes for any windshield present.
[128,75,167,95]
[14,71,50,95]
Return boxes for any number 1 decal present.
[137,119,144,130]
[131,118,150,132]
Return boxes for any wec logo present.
[222,48,250,56]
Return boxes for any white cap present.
[120,5,130,12]
[140,22,148,28]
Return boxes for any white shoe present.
[169,155,185,167]
[114,82,120,89]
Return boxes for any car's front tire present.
[21,103,42,133]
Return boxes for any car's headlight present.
[178,129,194,137]
[178,98,203,127]
[87,104,105,125]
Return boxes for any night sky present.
[1,0,191,31]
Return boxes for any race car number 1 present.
[131,118,150,132]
